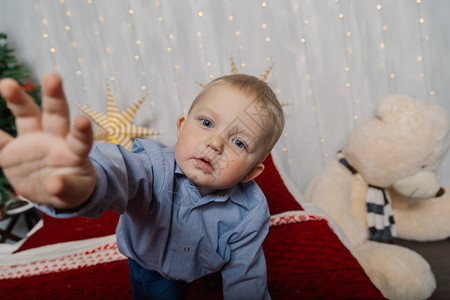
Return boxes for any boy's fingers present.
[41,73,71,137]
[0,78,42,135]
[66,114,94,157]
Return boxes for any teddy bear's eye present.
[421,165,426,169]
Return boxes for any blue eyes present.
[232,139,246,149]
[200,118,213,128]
[199,117,247,150]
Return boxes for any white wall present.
[1,0,449,192]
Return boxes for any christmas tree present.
[0,33,41,203]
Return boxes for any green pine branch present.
[0,33,41,203]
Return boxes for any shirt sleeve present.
[36,141,155,219]
[221,194,271,300]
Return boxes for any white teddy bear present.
[304,94,450,300]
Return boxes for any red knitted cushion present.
[255,154,303,214]
[185,221,384,300]
[17,210,119,252]
[0,260,132,299]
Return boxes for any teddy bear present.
[304,94,450,300]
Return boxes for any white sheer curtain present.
[1,0,449,192]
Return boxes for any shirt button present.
[184,247,190,252]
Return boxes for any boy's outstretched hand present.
[0,73,96,209]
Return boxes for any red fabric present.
[255,154,303,214]
[186,221,384,300]
[264,221,384,299]
[0,154,385,299]
[17,210,119,252]
[0,261,130,299]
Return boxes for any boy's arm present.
[0,73,96,210]
[221,203,271,300]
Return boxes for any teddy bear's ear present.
[374,94,418,121]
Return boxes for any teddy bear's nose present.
[435,188,445,197]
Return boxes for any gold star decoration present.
[75,81,158,150]
[199,58,289,107]
[230,57,273,82]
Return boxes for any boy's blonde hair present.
[189,74,285,159]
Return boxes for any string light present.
[154,1,184,115]
[377,3,392,92]
[336,0,359,128]
[293,2,328,164]
[418,1,433,97]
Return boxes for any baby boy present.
[0,73,285,299]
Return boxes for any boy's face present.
[175,84,270,195]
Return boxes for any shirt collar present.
[174,164,248,209]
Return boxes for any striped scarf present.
[338,152,396,242]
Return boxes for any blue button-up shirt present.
[40,139,271,300]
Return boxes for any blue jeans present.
[128,259,187,300]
